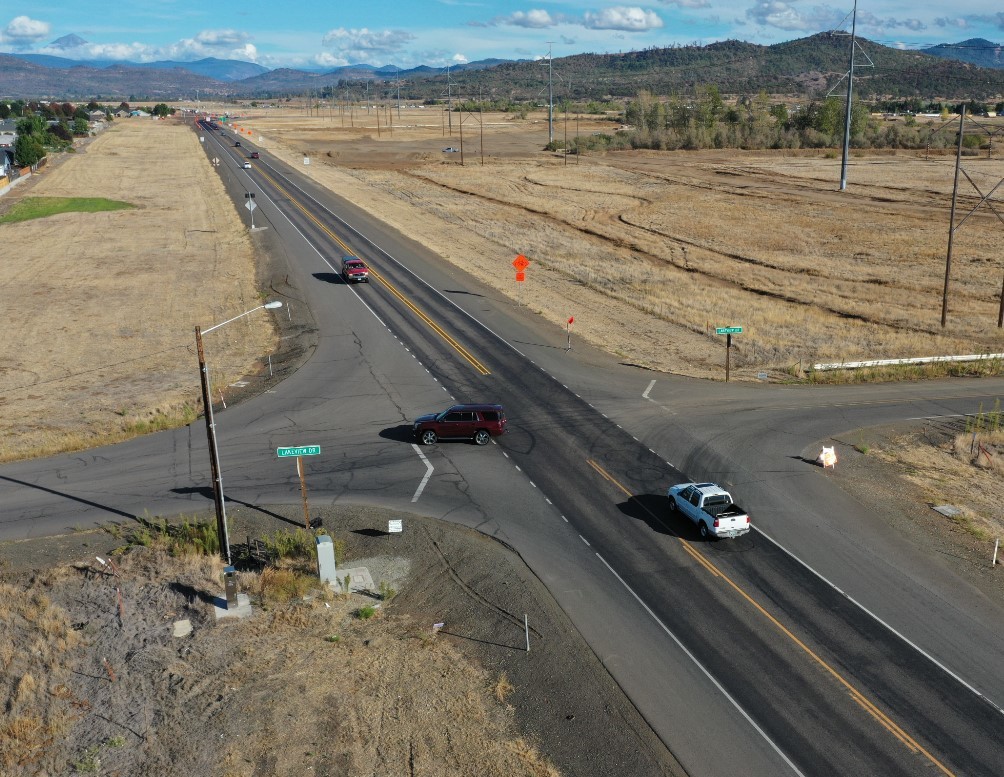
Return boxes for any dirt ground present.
[0,506,681,777]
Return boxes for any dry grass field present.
[0,119,275,462]
[237,106,1004,379]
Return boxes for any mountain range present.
[1,34,1002,102]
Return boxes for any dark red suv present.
[413,404,507,446]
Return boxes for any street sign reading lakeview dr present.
[277,445,321,457]
[715,326,743,335]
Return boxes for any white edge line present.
[595,551,806,777]
[752,525,1004,717]
[643,379,656,399]
[410,444,434,503]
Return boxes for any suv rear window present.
[480,411,499,421]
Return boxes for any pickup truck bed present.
[667,482,751,539]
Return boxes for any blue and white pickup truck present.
[667,482,751,539]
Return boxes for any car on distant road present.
[235,141,241,147]
[341,256,370,283]
[442,147,459,153]
[413,404,507,446]
[242,162,252,169]
[250,151,260,158]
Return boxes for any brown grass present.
[245,108,1004,380]
[0,119,275,462]
[0,582,82,773]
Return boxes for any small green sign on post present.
[277,445,321,529]
[277,445,321,458]
[714,327,743,382]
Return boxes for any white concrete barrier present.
[813,353,1004,372]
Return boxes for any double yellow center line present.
[585,458,956,777]
[255,166,490,375]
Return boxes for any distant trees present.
[614,86,955,152]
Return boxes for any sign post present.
[277,446,321,528]
[513,254,529,306]
[715,327,743,382]
[566,316,574,351]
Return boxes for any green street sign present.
[277,445,321,458]
[715,326,743,335]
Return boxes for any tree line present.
[566,88,998,154]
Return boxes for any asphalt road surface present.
[3,122,1002,777]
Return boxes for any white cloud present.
[194,29,251,48]
[584,7,664,31]
[314,51,348,68]
[452,52,469,64]
[320,27,416,61]
[934,17,970,30]
[31,28,259,63]
[2,15,50,49]
[658,0,711,9]
[745,1,829,32]
[158,29,259,62]
[503,10,557,29]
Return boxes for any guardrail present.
[813,353,1004,371]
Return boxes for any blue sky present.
[1,2,1002,69]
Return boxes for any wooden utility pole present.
[942,109,965,327]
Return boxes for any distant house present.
[130,110,150,118]
[88,110,107,121]
[1,149,15,177]
[114,109,130,118]
[0,132,15,149]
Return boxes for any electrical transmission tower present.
[827,0,873,191]
[940,108,1004,327]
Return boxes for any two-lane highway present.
[3,119,1001,776]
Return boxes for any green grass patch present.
[118,515,220,556]
[0,196,134,224]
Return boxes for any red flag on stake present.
[567,316,574,324]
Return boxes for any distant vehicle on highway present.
[235,141,241,147]
[242,162,252,169]
[442,147,459,153]
[413,404,507,446]
[341,256,370,283]
[249,151,260,158]
[667,482,751,539]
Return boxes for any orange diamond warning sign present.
[512,254,530,271]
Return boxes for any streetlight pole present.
[195,301,283,564]
[195,325,229,563]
